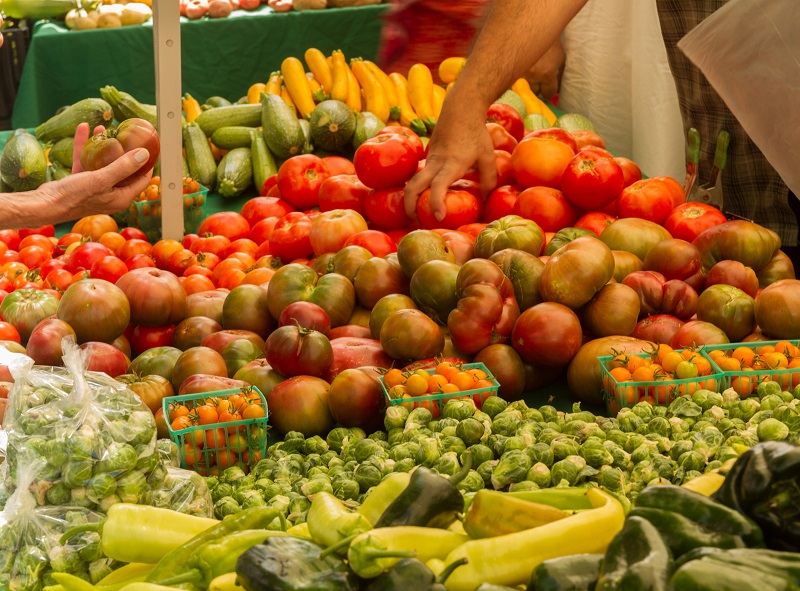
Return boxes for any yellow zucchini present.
[182,93,203,123]
[305,72,326,102]
[330,51,349,103]
[265,72,282,96]
[247,82,267,105]
[280,86,297,116]
[438,56,466,84]
[281,57,316,118]
[364,60,400,120]
[345,62,362,112]
[350,59,389,122]
[407,63,437,130]
[432,84,446,118]
[388,72,427,137]
[304,47,333,94]
[512,78,543,116]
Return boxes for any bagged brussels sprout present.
[2,338,158,512]
[156,439,180,468]
[142,466,214,518]
[0,457,117,590]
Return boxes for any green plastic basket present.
[379,361,499,417]
[127,184,208,242]
[703,340,800,396]
[163,386,268,476]
[598,349,722,416]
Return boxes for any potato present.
[74,15,98,29]
[292,0,326,9]
[207,0,233,18]
[96,12,123,27]
[121,2,152,25]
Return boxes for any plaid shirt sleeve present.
[657,0,798,247]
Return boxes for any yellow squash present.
[345,61,362,112]
[304,47,333,94]
[281,56,316,118]
[364,60,400,120]
[438,56,466,84]
[511,78,543,116]
[350,59,390,122]
[407,63,438,130]
[246,82,267,105]
[388,72,427,136]
[330,50,350,103]
[182,93,203,123]
[432,84,447,118]
[265,72,283,96]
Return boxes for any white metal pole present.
[153,0,184,241]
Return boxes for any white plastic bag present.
[678,0,800,197]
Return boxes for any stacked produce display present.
[1,45,800,590]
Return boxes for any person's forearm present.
[0,186,67,229]
[450,0,588,112]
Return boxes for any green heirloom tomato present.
[540,236,615,310]
[396,230,456,278]
[354,255,411,310]
[0,288,60,342]
[474,215,544,258]
[599,218,672,262]
[267,263,355,328]
[410,260,461,325]
[693,219,780,273]
[488,248,545,312]
[128,346,182,383]
[696,284,756,342]
[380,309,444,360]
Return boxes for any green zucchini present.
[250,130,278,195]
[100,85,158,127]
[1,132,48,191]
[216,147,253,199]
[183,123,217,191]
[261,93,305,160]
[203,96,232,109]
[50,137,74,169]
[298,119,314,154]
[0,177,11,193]
[35,98,114,143]
[211,126,258,150]
[352,111,386,150]
[50,160,72,181]
[195,104,262,136]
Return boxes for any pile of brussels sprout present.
[206,380,800,525]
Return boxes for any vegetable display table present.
[10,3,388,129]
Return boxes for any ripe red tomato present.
[117,239,152,261]
[377,126,425,159]
[0,321,21,343]
[40,258,67,279]
[308,209,369,256]
[364,187,413,230]
[67,242,112,274]
[462,149,515,189]
[116,268,187,327]
[259,174,279,196]
[278,301,331,335]
[615,157,643,188]
[190,234,231,257]
[526,128,578,152]
[130,324,176,355]
[150,239,183,270]
[485,122,518,153]
[318,175,369,214]
[487,104,525,142]
[652,175,686,208]
[240,196,295,227]
[354,133,420,190]
[560,147,624,210]
[19,226,55,239]
[514,187,577,232]
[120,227,148,241]
[571,130,606,150]
[663,202,727,243]
[322,156,356,176]
[0,230,20,251]
[512,137,575,189]
[343,230,397,258]
[575,212,617,237]
[125,254,156,270]
[269,212,314,262]
[17,245,51,270]
[617,178,675,225]
[276,155,331,209]
[483,185,520,223]
[416,188,482,230]
[198,212,251,242]
[248,217,279,246]
[90,256,128,283]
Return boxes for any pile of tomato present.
[706,341,800,395]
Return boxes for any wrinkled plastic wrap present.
[143,466,214,518]
[0,458,119,590]
[1,339,159,513]
[678,0,800,198]
[559,0,685,181]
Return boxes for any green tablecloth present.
[11,3,388,129]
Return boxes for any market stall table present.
[11,3,388,129]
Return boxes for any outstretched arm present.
[404,0,588,220]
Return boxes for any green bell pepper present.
[595,515,671,591]
[528,554,603,591]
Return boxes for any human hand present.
[403,95,496,221]
[72,122,108,174]
[0,15,4,49]
[524,39,565,100]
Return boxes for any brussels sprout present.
[487,434,508,457]
[576,423,607,442]
[580,444,614,469]
[667,439,691,463]
[507,481,539,492]
[643,416,669,438]
[532,405,554,424]
[737,398,761,422]
[433,452,461,477]
[432,418,458,433]
[616,410,644,433]
[369,430,388,442]
[550,437,581,462]
[456,470,485,493]
[406,407,434,430]
[757,417,790,441]
[491,410,524,437]
[385,428,403,446]
[415,438,441,468]
[717,445,739,462]
[551,459,579,487]
[481,396,508,418]
[440,436,467,456]
[392,458,416,473]
[332,479,360,501]
[464,444,494,467]
[353,438,385,463]
[760,394,785,412]
[506,400,529,413]
[598,466,626,492]
[747,410,774,428]
[667,396,703,419]
[235,488,262,506]
[219,465,246,486]
[561,420,587,438]
[605,430,629,448]
[678,450,706,472]
[690,389,722,411]
[651,455,676,480]
[44,482,72,505]
[503,436,527,453]
[525,462,551,488]
[514,420,541,439]
[87,472,117,503]
[298,435,327,456]
[98,493,122,513]
[62,460,93,489]
[324,427,351,453]
[630,400,653,421]
[490,450,532,490]
[383,405,409,431]
[477,460,499,485]
[47,544,80,574]
[211,482,235,503]
[288,495,311,516]
[456,418,486,447]
[525,442,554,467]
[757,380,783,398]
[623,433,646,455]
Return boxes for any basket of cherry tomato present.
[599,344,722,416]
[127,176,208,243]
[379,360,499,419]
[705,340,800,397]
[164,386,269,476]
